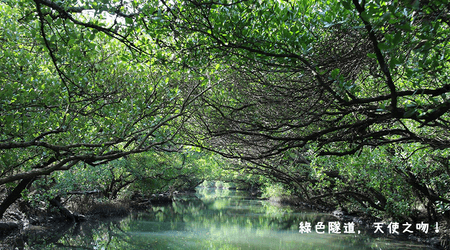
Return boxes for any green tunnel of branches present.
[1,0,450,224]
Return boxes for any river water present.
[26,188,434,249]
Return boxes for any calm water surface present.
[28,188,432,249]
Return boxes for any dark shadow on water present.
[1,189,437,250]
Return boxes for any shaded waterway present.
[18,188,434,249]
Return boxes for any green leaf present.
[341,0,352,10]
[360,11,371,22]
[392,32,402,45]
[404,109,416,118]
[331,68,340,79]
[367,53,376,59]
[381,12,391,22]
[377,42,389,51]
[396,22,412,31]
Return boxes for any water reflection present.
[19,188,432,249]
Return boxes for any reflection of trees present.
[137,189,326,233]
[6,217,151,250]
[3,222,75,250]
[5,190,430,249]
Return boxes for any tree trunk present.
[0,178,35,219]
[48,197,76,222]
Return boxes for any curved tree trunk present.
[48,196,86,222]
[0,178,35,220]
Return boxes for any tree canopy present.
[1,0,450,224]
[0,0,210,218]
[170,0,450,158]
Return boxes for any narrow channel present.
[29,188,433,249]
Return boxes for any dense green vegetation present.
[1,0,450,232]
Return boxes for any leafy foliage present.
[1,0,450,224]
[0,0,208,218]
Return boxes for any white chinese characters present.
[299,221,438,234]
[299,221,359,234]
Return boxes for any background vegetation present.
[1,0,449,227]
